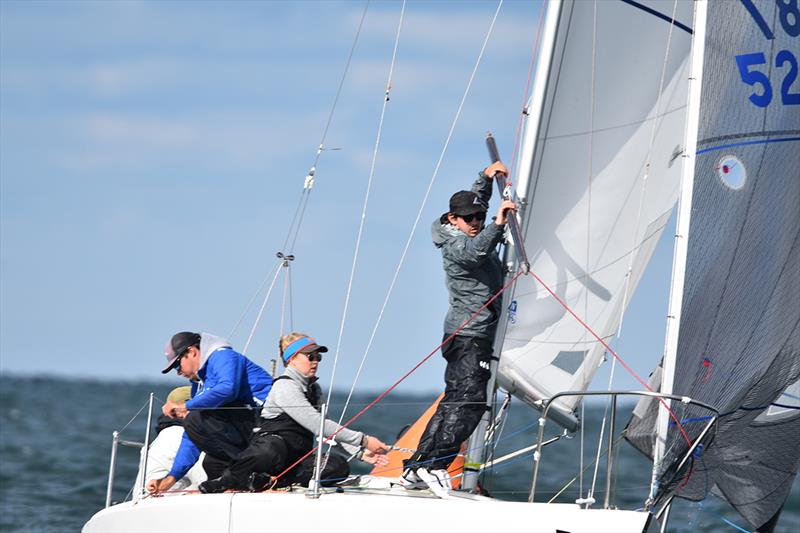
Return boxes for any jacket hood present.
[432,219,464,249]
[283,364,319,388]
[198,332,232,370]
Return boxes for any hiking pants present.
[408,334,492,471]
[225,432,349,489]
[183,406,257,479]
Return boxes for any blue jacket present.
[168,334,272,479]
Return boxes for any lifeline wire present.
[336,0,506,424]
[327,0,407,411]
[523,268,692,445]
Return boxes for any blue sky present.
[0,0,675,395]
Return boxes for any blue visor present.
[282,336,315,363]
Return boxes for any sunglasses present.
[304,351,323,362]
[458,212,486,223]
[172,347,192,373]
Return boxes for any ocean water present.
[1,375,798,532]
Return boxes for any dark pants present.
[224,432,349,489]
[183,406,257,479]
[405,334,492,471]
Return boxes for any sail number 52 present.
[736,0,800,107]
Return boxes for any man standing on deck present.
[403,162,515,495]
[147,331,273,494]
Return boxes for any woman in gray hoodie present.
[200,333,389,492]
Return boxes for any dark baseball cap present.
[162,331,201,374]
[449,190,488,216]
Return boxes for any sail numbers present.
[736,0,800,107]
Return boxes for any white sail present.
[496,0,695,429]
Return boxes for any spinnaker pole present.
[485,133,530,274]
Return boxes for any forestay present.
[496,0,695,430]
[627,1,800,530]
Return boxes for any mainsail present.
[496,0,695,430]
[626,0,800,530]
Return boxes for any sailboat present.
[83,0,799,531]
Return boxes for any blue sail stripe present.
[696,136,800,155]
[619,0,693,34]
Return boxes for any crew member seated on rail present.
[199,332,389,493]
[148,331,273,494]
[132,386,207,499]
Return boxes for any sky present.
[0,0,677,396]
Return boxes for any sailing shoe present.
[198,477,229,494]
[247,472,273,492]
[415,467,452,498]
[397,467,426,490]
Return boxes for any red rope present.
[269,270,526,484]
[523,270,693,446]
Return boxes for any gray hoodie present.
[433,173,505,339]
[260,366,364,456]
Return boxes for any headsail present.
[496,0,695,430]
[626,0,800,529]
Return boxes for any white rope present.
[327,0,407,410]
[243,260,284,354]
[337,0,505,423]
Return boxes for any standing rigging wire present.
[282,0,370,254]
[326,0,407,414]
[227,2,369,349]
[228,260,282,342]
[507,0,547,179]
[243,263,284,354]
[578,0,599,505]
[335,0,506,424]
[589,0,682,503]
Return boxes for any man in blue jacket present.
[147,331,273,494]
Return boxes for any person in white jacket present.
[132,387,207,499]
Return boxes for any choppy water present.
[1,375,798,532]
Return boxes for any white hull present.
[84,485,649,533]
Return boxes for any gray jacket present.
[433,173,505,339]
[260,366,364,456]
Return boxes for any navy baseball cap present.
[162,331,201,374]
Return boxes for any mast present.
[461,0,564,492]
[648,0,707,505]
